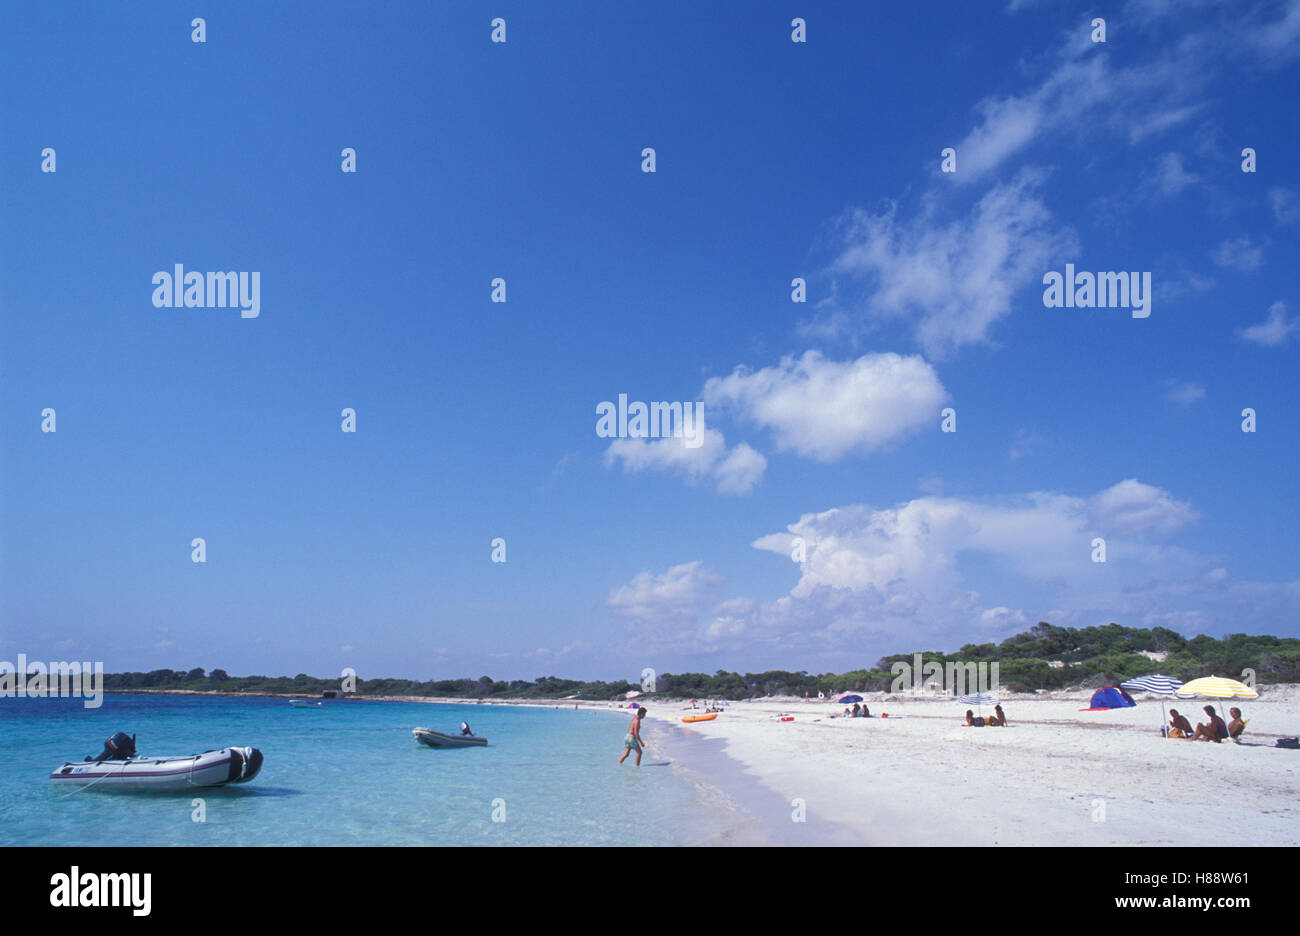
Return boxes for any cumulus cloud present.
[607,561,723,624]
[1239,301,1297,346]
[1088,479,1199,536]
[703,350,947,460]
[739,480,1217,656]
[604,428,766,495]
[828,171,1076,356]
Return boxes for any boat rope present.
[55,761,125,798]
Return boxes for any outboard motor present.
[236,747,263,783]
[88,732,136,762]
[460,721,473,737]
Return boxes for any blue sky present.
[2,0,1297,682]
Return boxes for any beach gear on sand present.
[51,734,263,791]
[681,713,717,723]
[1175,676,1258,703]
[413,726,488,748]
[1173,676,1258,734]
[1121,674,1183,735]
[1080,687,1137,711]
[958,692,998,719]
[837,694,863,704]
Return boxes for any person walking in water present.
[619,706,647,766]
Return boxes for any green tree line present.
[101,623,1300,700]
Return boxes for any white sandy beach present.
[638,687,1300,846]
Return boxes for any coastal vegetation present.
[102,623,1300,700]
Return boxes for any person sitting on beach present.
[619,706,647,766]
[1191,705,1228,742]
[992,704,1007,726]
[1167,709,1193,739]
[861,706,870,718]
[963,710,985,727]
[1228,707,1247,740]
[851,703,861,717]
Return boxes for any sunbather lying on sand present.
[962,710,985,727]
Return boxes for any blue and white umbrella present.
[1121,674,1183,735]
[958,692,998,717]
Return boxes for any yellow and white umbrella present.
[1174,676,1257,736]
[1174,676,1258,700]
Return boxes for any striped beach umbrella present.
[958,692,997,717]
[1174,676,1258,734]
[1121,674,1183,735]
[1174,676,1258,700]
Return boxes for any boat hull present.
[50,747,264,792]
[412,728,487,748]
[682,713,718,723]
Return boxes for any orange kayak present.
[681,713,717,723]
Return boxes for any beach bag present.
[1276,737,1299,749]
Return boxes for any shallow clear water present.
[0,694,741,846]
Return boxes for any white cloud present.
[1148,152,1200,196]
[753,480,1196,601]
[950,31,1218,185]
[1163,380,1206,406]
[607,562,750,650]
[1239,300,1298,346]
[604,428,766,495]
[1269,187,1300,225]
[1129,105,1204,144]
[1210,236,1265,272]
[1244,0,1300,66]
[703,350,947,460]
[607,561,723,624]
[731,478,1300,658]
[829,170,1076,356]
[1088,479,1200,537]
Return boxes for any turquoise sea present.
[0,694,764,846]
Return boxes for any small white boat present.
[50,733,263,792]
[413,724,487,748]
[289,698,323,708]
